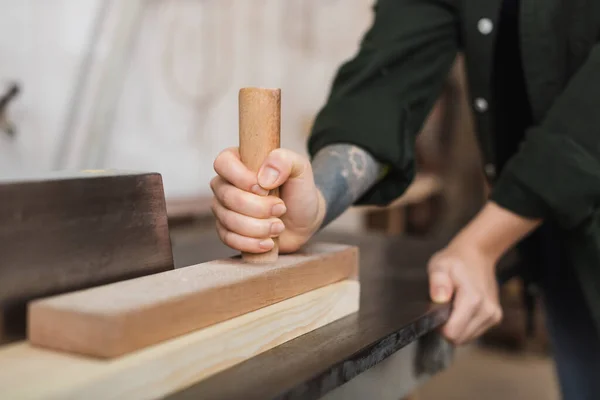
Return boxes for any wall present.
[0,0,102,172]
[0,0,374,202]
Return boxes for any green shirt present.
[308,0,600,332]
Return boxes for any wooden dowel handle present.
[239,87,281,263]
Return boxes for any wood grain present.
[28,242,358,358]
[2,280,359,400]
[238,87,281,263]
[166,230,453,400]
[0,170,173,344]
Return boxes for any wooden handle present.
[239,87,281,263]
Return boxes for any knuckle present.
[209,176,219,192]
[221,209,235,230]
[485,302,498,317]
[442,326,459,344]
[210,198,219,216]
[221,186,236,209]
[213,152,226,172]
[271,148,289,161]
[214,147,238,173]
[215,222,226,242]
[494,308,503,324]
[469,294,483,308]
[427,257,443,273]
[222,230,234,247]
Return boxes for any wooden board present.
[0,170,173,344]
[29,243,358,358]
[1,280,359,400]
[163,230,452,400]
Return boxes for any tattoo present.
[312,144,383,228]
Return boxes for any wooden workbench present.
[166,227,452,400]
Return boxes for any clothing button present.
[474,97,488,112]
[477,18,493,35]
[485,164,496,179]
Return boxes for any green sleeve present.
[307,0,459,206]
[491,44,600,230]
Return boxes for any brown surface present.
[416,346,559,400]
[239,87,282,263]
[163,229,452,400]
[0,170,174,344]
[0,281,359,399]
[28,242,358,358]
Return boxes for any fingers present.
[429,253,502,345]
[258,148,311,190]
[210,176,286,219]
[215,220,275,253]
[462,301,503,343]
[428,266,454,303]
[211,199,284,239]
[211,176,287,253]
[441,286,481,344]
[214,147,268,196]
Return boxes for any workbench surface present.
[166,227,452,400]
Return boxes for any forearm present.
[311,144,383,228]
[450,201,542,262]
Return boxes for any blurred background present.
[0,0,559,398]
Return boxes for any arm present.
[427,44,600,345]
[308,0,459,208]
[449,202,541,262]
[490,44,600,232]
[455,43,600,263]
[312,144,383,228]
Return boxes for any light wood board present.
[29,242,358,358]
[1,280,359,400]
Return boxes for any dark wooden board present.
[166,229,452,400]
[0,170,174,343]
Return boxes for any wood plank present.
[29,243,358,358]
[2,280,359,400]
[165,231,452,400]
[0,170,173,344]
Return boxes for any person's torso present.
[457,0,600,327]
[457,0,600,182]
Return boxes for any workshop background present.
[1,0,559,398]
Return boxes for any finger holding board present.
[239,87,281,263]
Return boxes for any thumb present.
[428,264,455,304]
[257,148,310,190]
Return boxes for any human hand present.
[427,242,502,345]
[211,147,325,254]
[426,201,542,345]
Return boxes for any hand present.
[427,242,502,345]
[211,147,325,254]
[426,201,542,345]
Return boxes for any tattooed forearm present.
[312,144,383,228]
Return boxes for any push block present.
[28,242,359,358]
